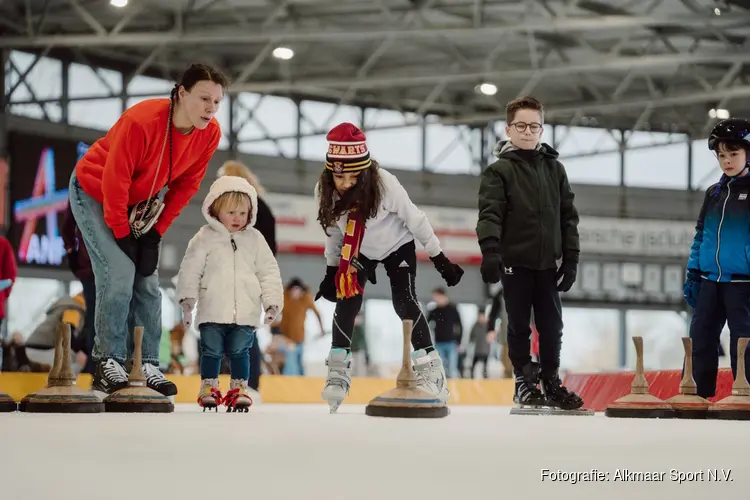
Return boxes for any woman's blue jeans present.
[68,171,162,365]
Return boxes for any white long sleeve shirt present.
[315,168,443,266]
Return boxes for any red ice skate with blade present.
[223,379,253,413]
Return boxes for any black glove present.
[116,233,138,264]
[137,229,162,277]
[479,238,503,284]
[556,259,577,292]
[430,252,464,287]
[315,266,339,302]
[350,256,377,285]
[683,270,701,309]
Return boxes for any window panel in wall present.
[691,139,721,190]
[300,101,361,135]
[623,142,688,189]
[68,63,121,98]
[127,75,173,95]
[425,123,478,174]
[362,109,422,171]
[299,134,328,163]
[562,152,620,185]
[7,103,63,122]
[7,51,62,102]
[237,139,297,158]
[555,126,620,158]
[68,98,123,131]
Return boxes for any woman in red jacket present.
[68,63,229,396]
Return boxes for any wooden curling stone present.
[20,323,104,413]
[0,391,17,412]
[365,320,449,419]
[665,338,711,419]
[104,326,174,413]
[605,336,675,419]
[708,337,750,420]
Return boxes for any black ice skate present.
[91,358,129,395]
[142,363,178,397]
[509,364,594,416]
[540,371,585,411]
[512,362,546,408]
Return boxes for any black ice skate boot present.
[91,358,129,395]
[540,370,584,410]
[142,363,178,397]
[513,362,546,408]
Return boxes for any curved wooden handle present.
[397,320,416,388]
[735,337,750,393]
[631,336,648,394]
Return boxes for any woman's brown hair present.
[316,160,383,235]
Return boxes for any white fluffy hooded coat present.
[176,176,283,328]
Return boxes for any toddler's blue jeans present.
[199,323,256,380]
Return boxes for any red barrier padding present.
[562,368,736,412]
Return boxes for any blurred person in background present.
[24,292,89,374]
[218,160,276,391]
[63,204,97,373]
[0,234,16,371]
[1,332,31,372]
[69,63,228,397]
[468,308,491,379]
[486,283,511,378]
[314,123,463,412]
[168,324,189,374]
[274,277,326,376]
[427,288,462,378]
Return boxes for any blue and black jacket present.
[687,174,750,282]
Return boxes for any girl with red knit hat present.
[69,63,229,398]
[314,122,464,412]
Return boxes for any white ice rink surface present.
[0,403,746,500]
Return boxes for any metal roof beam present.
[441,84,750,126]
[0,14,747,48]
[230,50,750,92]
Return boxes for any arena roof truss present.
[2,0,750,153]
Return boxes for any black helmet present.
[708,118,750,151]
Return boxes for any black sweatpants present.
[331,241,433,353]
[689,280,750,398]
[499,266,563,377]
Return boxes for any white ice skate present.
[321,348,352,414]
[411,349,450,403]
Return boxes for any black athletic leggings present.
[331,241,434,353]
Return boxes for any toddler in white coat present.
[176,175,283,412]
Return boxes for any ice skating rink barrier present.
[562,367,736,412]
[0,373,517,405]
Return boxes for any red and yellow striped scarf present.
[336,209,366,299]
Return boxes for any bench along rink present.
[0,403,746,500]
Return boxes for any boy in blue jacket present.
[685,118,750,398]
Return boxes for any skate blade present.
[510,406,594,416]
[328,401,342,414]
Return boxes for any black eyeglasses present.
[510,122,542,133]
